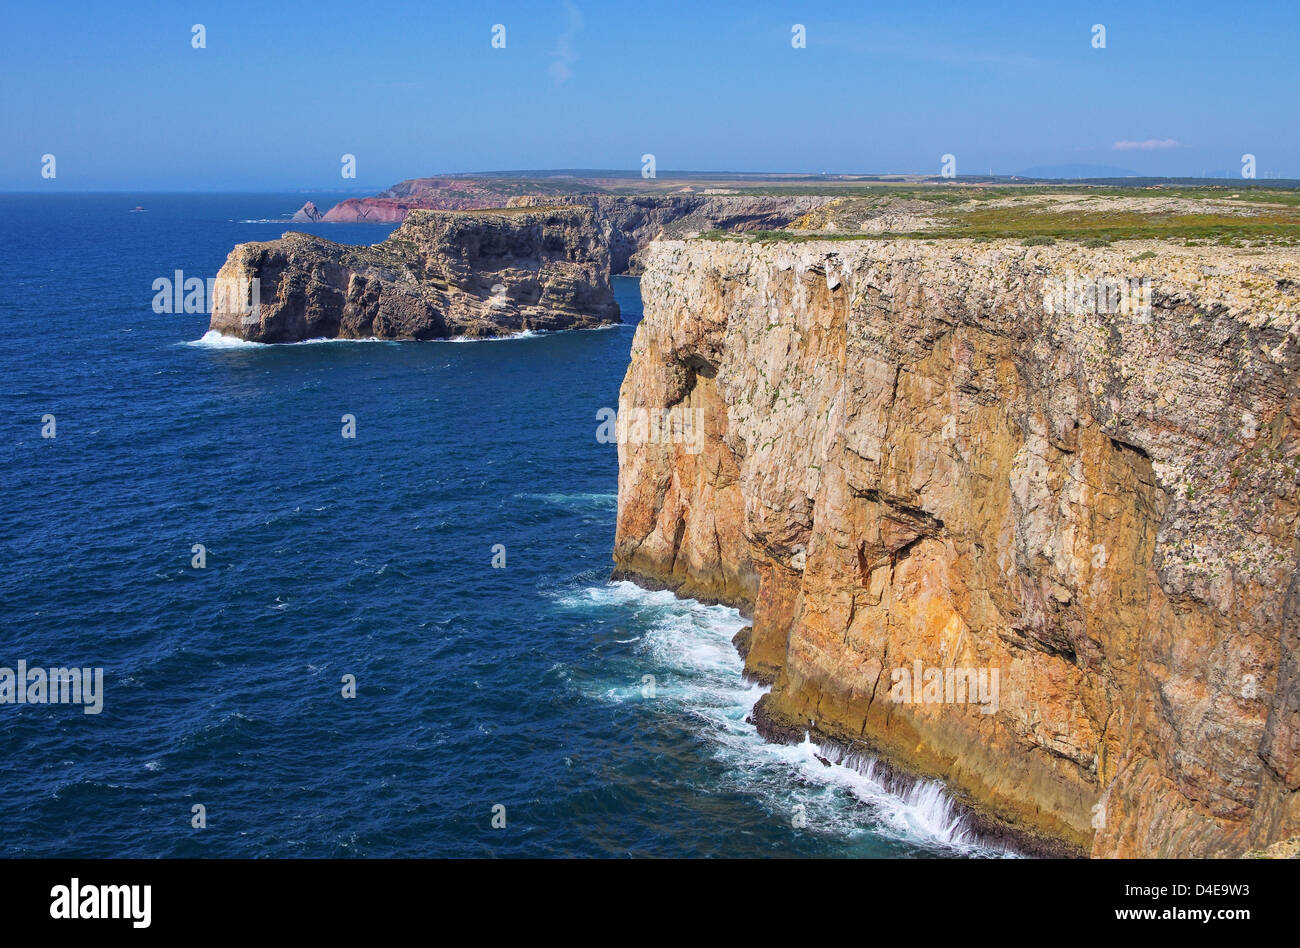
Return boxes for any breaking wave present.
[556,581,1013,856]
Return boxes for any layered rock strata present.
[613,237,1300,857]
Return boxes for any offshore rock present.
[290,201,323,223]
[208,206,619,342]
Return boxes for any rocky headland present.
[303,173,837,271]
[318,176,544,222]
[612,235,1300,858]
[208,206,619,342]
[506,194,835,274]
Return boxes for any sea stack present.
[290,201,323,222]
[208,206,620,342]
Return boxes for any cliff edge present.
[613,236,1300,857]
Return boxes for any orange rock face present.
[613,238,1300,857]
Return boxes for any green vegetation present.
[710,191,1300,245]
[699,182,1300,206]
[381,174,1300,246]
[691,180,1300,245]
[937,204,1300,243]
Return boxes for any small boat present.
[129,206,147,213]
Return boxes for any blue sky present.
[2,0,1297,189]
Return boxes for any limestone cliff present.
[320,176,531,221]
[507,194,833,274]
[613,237,1300,857]
[208,206,619,342]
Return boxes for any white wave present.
[557,580,1011,856]
[187,322,618,348]
[184,331,398,348]
[758,734,990,851]
[555,580,682,611]
[445,329,544,343]
[185,330,266,349]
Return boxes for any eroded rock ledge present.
[209,206,619,342]
[614,237,1300,857]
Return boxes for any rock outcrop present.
[613,236,1300,857]
[290,201,323,223]
[508,194,834,273]
[320,177,562,222]
[208,206,619,342]
[313,177,833,261]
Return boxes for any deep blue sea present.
[0,194,997,857]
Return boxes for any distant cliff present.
[309,176,830,272]
[318,176,590,222]
[290,202,323,222]
[507,194,834,273]
[614,236,1300,857]
[209,206,619,342]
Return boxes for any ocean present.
[0,193,999,857]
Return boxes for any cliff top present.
[314,171,1300,235]
[705,188,1300,247]
[645,236,1300,335]
[230,205,600,258]
[404,204,582,217]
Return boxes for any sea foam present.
[558,580,1011,856]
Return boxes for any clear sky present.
[2,0,1297,190]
